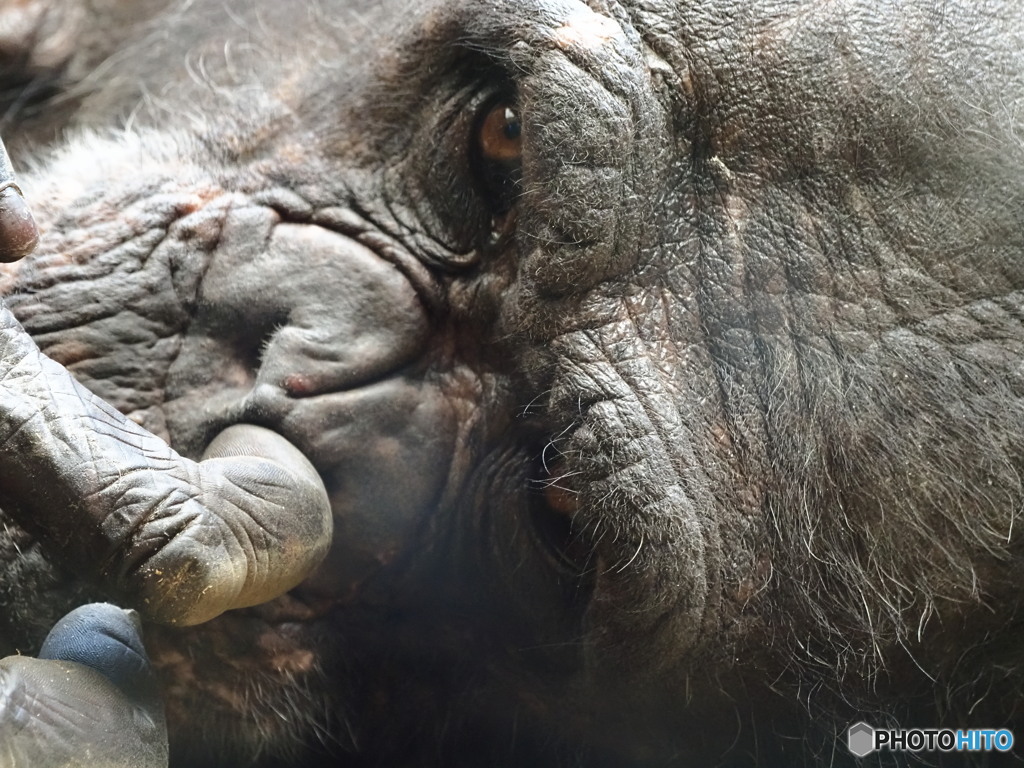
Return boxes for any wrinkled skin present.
[0,0,1023,766]
[0,603,167,767]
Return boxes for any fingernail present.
[0,185,39,263]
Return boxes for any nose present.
[160,199,456,601]
[161,200,430,453]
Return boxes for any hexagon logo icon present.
[848,722,875,757]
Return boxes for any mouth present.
[144,586,353,765]
[146,589,333,698]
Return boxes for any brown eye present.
[478,103,522,162]
[473,100,523,221]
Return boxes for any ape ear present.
[0,2,81,81]
[0,1,172,81]
[0,1,165,127]
[38,602,161,706]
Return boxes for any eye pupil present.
[502,108,521,140]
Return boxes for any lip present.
[143,607,338,763]
[233,586,342,624]
[142,589,341,711]
[141,582,344,684]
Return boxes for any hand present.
[0,135,234,766]
[0,142,166,766]
[0,133,332,626]
[0,602,168,768]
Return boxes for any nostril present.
[160,319,283,458]
[235,315,284,381]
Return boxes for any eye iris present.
[479,103,522,162]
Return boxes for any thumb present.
[39,602,161,706]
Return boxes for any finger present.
[39,602,159,705]
[0,603,167,768]
[0,137,39,263]
[0,304,333,625]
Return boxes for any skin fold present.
[0,0,1021,766]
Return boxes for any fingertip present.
[41,601,143,642]
[38,603,157,700]
[0,185,39,263]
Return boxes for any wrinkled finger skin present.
[0,118,330,760]
[0,0,1022,767]
[0,303,333,626]
[0,603,167,768]
[0,120,332,626]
